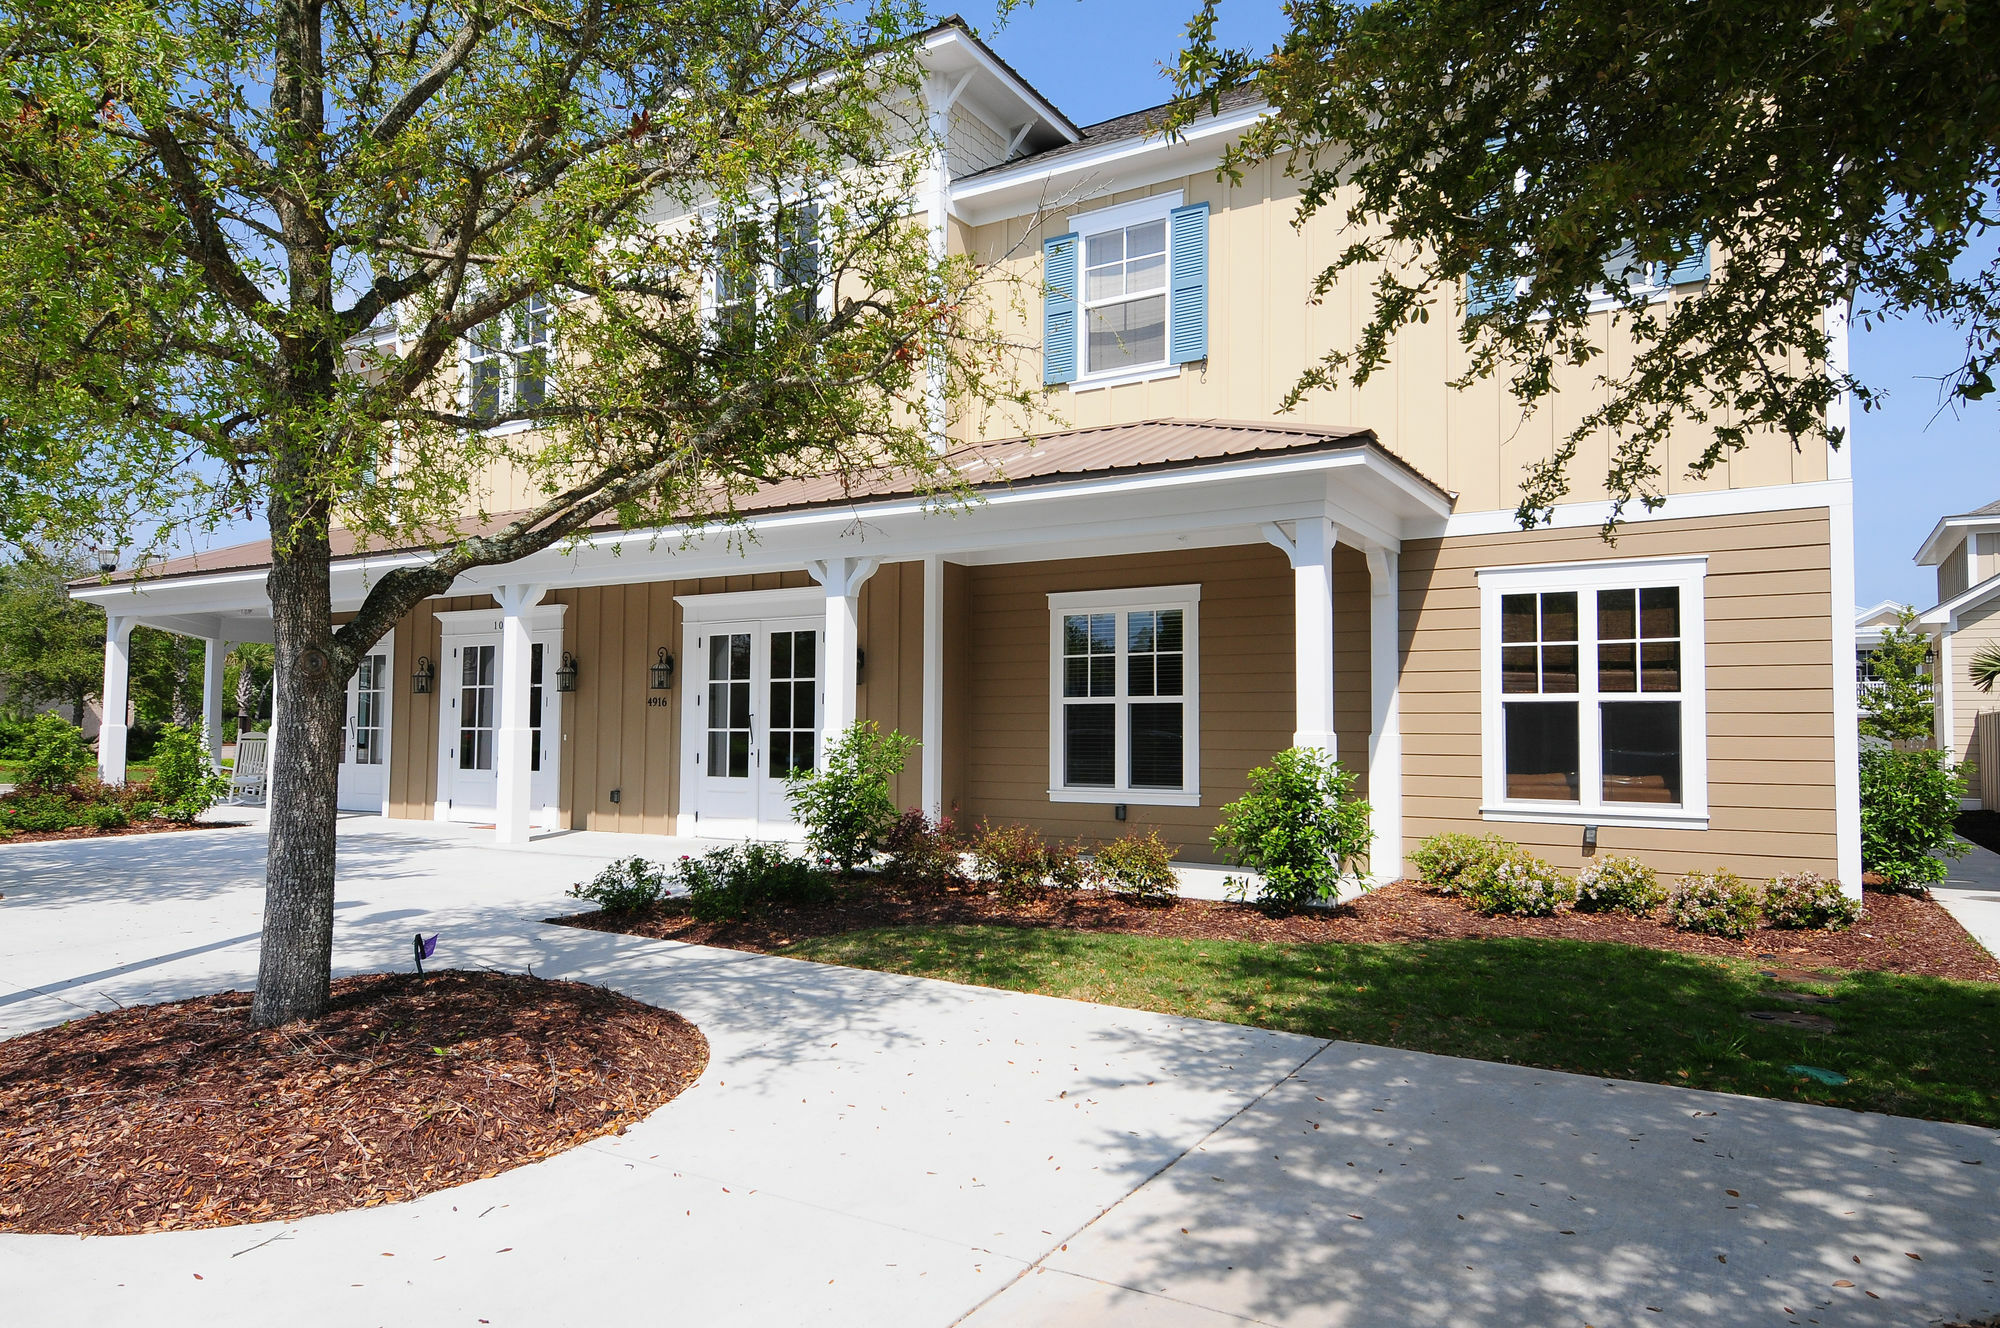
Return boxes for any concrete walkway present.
[1939,837,2000,960]
[1,818,1996,1328]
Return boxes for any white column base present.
[97,723,129,787]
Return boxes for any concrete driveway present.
[1,817,1996,1328]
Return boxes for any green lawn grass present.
[782,926,2000,1126]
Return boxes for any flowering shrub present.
[1410,832,1511,895]
[1667,869,1761,938]
[567,855,668,912]
[1762,871,1863,930]
[1573,856,1664,914]
[1461,850,1574,916]
[1094,830,1179,903]
[971,821,1052,898]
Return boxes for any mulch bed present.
[554,878,2000,984]
[0,819,248,847]
[1957,810,2000,857]
[0,970,707,1235]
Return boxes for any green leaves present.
[1211,745,1372,909]
[1860,606,1938,742]
[1173,0,2000,528]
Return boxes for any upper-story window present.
[712,200,822,340]
[1044,192,1209,390]
[466,293,550,425]
[1083,217,1168,374]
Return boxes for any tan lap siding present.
[957,543,1370,858]
[1399,508,1839,880]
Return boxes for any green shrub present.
[1211,746,1372,910]
[1461,849,1574,916]
[1859,747,1966,891]
[0,713,31,760]
[1410,832,1511,895]
[17,713,90,788]
[568,855,669,912]
[149,722,230,822]
[1762,871,1863,930]
[785,721,916,872]
[0,778,154,834]
[1573,855,1664,914]
[676,842,831,922]
[1667,869,1761,937]
[1094,830,1179,903]
[881,809,967,889]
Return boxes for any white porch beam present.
[493,584,547,845]
[922,555,945,818]
[808,558,881,756]
[1365,547,1404,883]
[98,615,134,785]
[1265,518,1339,758]
[202,639,227,768]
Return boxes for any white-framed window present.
[1477,556,1708,827]
[710,199,823,338]
[1070,192,1181,384]
[464,293,550,426]
[1046,585,1200,806]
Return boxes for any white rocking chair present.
[226,733,269,804]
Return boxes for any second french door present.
[439,629,563,826]
[688,616,821,835]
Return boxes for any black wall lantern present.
[555,651,580,693]
[412,655,435,695]
[650,647,675,690]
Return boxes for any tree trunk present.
[250,528,349,1028]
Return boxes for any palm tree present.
[1973,642,2000,693]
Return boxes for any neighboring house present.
[70,20,1862,884]
[1914,499,2000,808]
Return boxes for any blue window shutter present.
[1169,201,1210,363]
[1466,261,1513,315]
[1043,232,1079,385]
[1666,236,1710,285]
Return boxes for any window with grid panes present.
[1050,588,1199,801]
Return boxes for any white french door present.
[685,615,821,836]
[337,635,392,813]
[437,624,563,826]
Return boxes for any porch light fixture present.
[95,545,118,574]
[412,655,435,695]
[650,647,675,690]
[555,651,580,693]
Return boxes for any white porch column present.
[1365,547,1404,882]
[808,557,881,756]
[1265,517,1339,757]
[202,639,227,767]
[98,614,134,785]
[493,584,546,845]
[921,554,945,818]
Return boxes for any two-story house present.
[74,19,1862,885]
[1915,499,2000,808]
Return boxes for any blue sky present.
[974,1,1999,610]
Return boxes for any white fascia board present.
[950,102,1268,228]
[1914,513,2000,566]
[1432,477,1851,540]
[1919,569,2000,627]
[918,27,1078,145]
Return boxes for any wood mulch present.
[0,970,707,1235]
[0,819,249,847]
[554,878,2000,984]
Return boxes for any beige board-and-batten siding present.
[383,566,931,831]
[952,543,1372,858]
[1400,506,1840,881]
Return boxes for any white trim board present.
[1439,479,1849,539]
